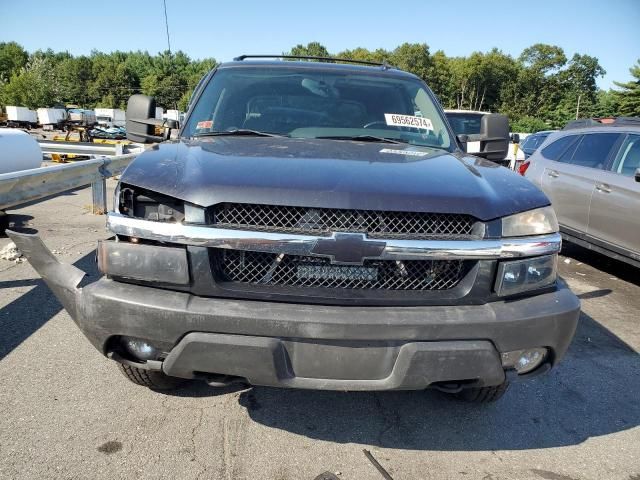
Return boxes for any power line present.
[163,0,172,55]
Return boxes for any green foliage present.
[0,42,29,82]
[510,116,550,133]
[519,44,567,74]
[288,42,330,59]
[1,54,58,108]
[0,44,217,111]
[594,89,620,117]
[613,59,640,116]
[0,41,634,132]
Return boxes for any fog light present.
[122,336,159,361]
[501,348,548,374]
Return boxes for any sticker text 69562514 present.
[384,114,433,131]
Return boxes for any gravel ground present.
[0,184,638,480]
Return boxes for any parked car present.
[9,56,580,403]
[520,130,555,159]
[0,128,43,232]
[524,118,640,267]
[444,109,525,169]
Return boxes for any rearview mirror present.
[473,114,509,161]
[126,94,175,143]
[635,168,640,183]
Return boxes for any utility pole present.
[163,0,171,55]
[575,93,581,120]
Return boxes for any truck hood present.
[121,137,549,221]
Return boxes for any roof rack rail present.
[613,116,640,126]
[232,54,392,69]
[563,119,602,130]
[563,116,640,130]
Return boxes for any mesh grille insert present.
[215,250,467,291]
[211,203,478,239]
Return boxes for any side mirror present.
[457,134,469,152]
[510,133,520,144]
[126,94,175,143]
[635,168,640,183]
[474,114,509,161]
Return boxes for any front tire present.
[117,363,185,390]
[0,211,9,235]
[453,381,510,403]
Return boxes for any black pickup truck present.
[9,56,580,402]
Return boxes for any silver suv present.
[524,119,640,267]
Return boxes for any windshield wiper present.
[315,135,407,144]
[193,129,285,138]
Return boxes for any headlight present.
[495,254,557,296]
[502,206,558,237]
[117,184,185,222]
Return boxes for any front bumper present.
[8,230,580,391]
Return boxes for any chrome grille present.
[215,250,466,291]
[211,203,478,239]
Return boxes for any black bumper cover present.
[8,230,580,391]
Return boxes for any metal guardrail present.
[0,153,139,214]
[37,140,140,157]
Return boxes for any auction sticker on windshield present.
[384,114,433,131]
[196,120,213,130]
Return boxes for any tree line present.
[0,42,215,113]
[0,41,638,131]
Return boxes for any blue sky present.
[1,0,638,89]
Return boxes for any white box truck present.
[165,109,183,122]
[95,108,126,127]
[6,106,38,128]
[37,108,67,126]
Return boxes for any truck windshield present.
[183,66,452,149]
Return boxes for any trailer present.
[164,109,184,122]
[37,108,67,129]
[95,108,126,128]
[67,108,97,126]
[5,106,38,129]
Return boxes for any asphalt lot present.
[0,182,638,480]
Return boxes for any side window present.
[536,134,550,147]
[611,134,640,177]
[568,133,621,169]
[557,136,581,163]
[541,135,580,161]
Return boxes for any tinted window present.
[611,134,640,177]
[557,136,581,163]
[535,133,550,146]
[541,135,580,160]
[524,135,537,147]
[530,135,544,149]
[569,133,621,169]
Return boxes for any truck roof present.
[217,59,420,80]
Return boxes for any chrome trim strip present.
[106,212,562,261]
